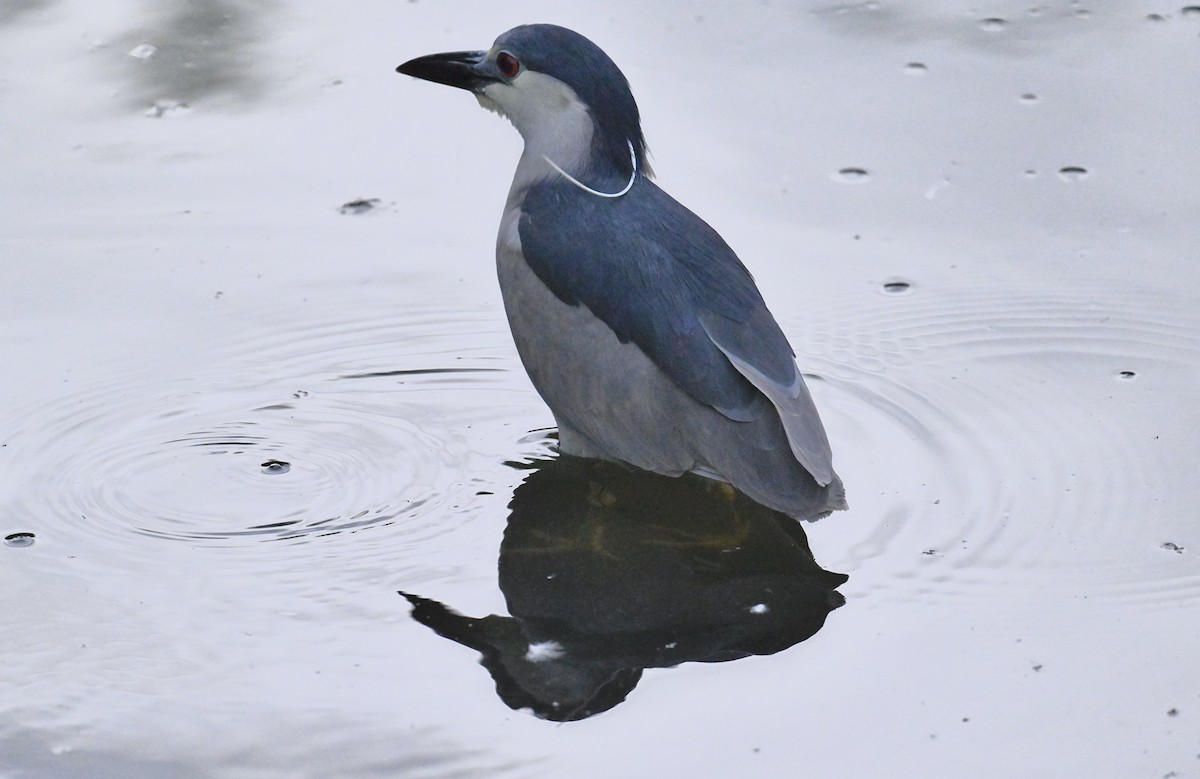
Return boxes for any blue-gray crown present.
[495,24,649,178]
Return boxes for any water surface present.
[2,2,1198,777]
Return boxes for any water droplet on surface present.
[980,17,1008,31]
[903,62,928,75]
[4,532,35,548]
[1023,169,1039,178]
[524,640,565,662]
[1115,370,1137,381]
[144,100,189,119]
[1058,166,1090,181]
[127,43,157,60]
[881,279,913,295]
[924,178,951,200]
[1184,6,1200,17]
[339,198,382,215]
[1019,93,1039,104]
[261,460,291,475]
[834,168,871,184]
[1146,12,1166,21]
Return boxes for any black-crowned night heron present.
[397,24,846,520]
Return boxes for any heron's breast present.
[493,220,698,473]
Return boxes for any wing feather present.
[518,174,833,486]
[701,314,835,486]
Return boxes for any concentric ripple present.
[4,291,542,561]
[71,394,447,545]
[785,277,1200,608]
[7,268,1196,609]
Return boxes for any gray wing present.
[518,175,834,484]
[701,313,834,486]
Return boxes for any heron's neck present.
[478,74,603,196]
[512,117,598,197]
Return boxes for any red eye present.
[496,51,520,79]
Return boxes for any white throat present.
[477,71,596,195]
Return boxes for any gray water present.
[3,2,1199,777]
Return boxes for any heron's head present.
[397,24,650,179]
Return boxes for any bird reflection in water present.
[399,456,848,722]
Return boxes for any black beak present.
[396,50,490,92]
